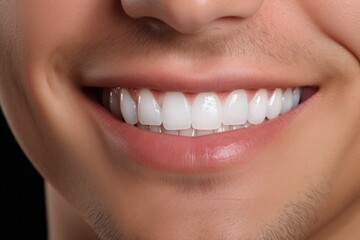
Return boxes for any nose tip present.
[121,0,265,34]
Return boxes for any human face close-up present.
[1,1,360,240]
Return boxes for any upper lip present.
[79,59,315,92]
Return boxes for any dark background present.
[1,109,47,239]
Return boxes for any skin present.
[1,0,360,239]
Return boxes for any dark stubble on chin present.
[86,184,328,240]
[257,187,329,240]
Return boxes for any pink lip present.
[85,93,310,172]
[81,61,316,92]
[81,62,317,172]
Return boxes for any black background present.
[1,109,47,239]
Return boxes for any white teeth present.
[196,130,214,136]
[105,86,304,136]
[137,123,149,130]
[230,122,252,130]
[242,122,253,128]
[267,88,282,120]
[109,88,123,119]
[292,87,301,108]
[222,90,248,125]
[149,125,162,133]
[248,89,268,125]
[192,93,222,130]
[120,89,138,125]
[214,124,231,133]
[179,128,196,137]
[161,126,179,135]
[162,92,191,130]
[281,88,293,114]
[164,130,179,135]
[138,89,162,126]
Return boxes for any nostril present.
[121,0,265,35]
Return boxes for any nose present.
[121,0,264,34]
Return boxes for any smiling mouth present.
[83,66,318,171]
[100,86,315,137]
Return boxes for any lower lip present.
[86,93,309,172]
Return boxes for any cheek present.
[300,0,360,61]
[0,1,113,196]
[20,1,97,59]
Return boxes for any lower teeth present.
[137,122,256,136]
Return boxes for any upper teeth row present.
[103,88,301,131]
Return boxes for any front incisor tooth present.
[222,90,248,125]
[267,88,282,120]
[120,89,138,125]
[138,89,162,126]
[248,89,268,125]
[162,92,191,130]
[192,93,222,130]
[281,88,293,114]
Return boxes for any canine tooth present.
[179,128,196,137]
[138,89,162,126]
[120,89,138,125]
[292,87,301,108]
[281,88,293,114]
[109,88,122,119]
[248,89,267,125]
[162,92,191,130]
[192,93,222,130]
[222,90,248,125]
[267,89,282,120]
